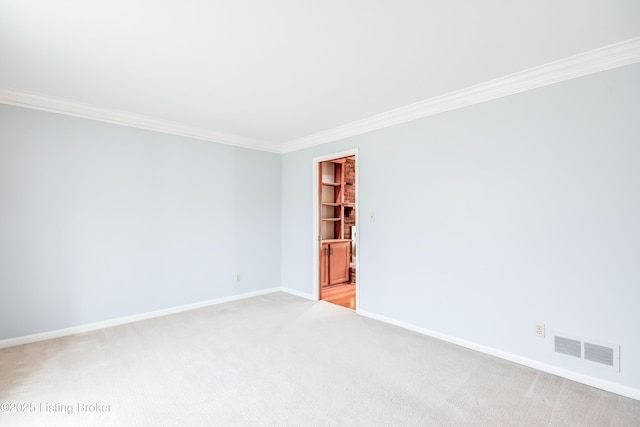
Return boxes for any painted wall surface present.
[0,105,281,340]
[281,63,640,389]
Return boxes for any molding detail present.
[1,38,639,154]
[356,309,640,401]
[0,88,281,153]
[281,37,640,153]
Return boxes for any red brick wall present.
[344,158,356,204]
[344,157,356,239]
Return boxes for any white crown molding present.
[281,37,640,154]
[2,38,639,155]
[0,88,281,153]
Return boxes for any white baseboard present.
[280,286,316,300]
[356,309,640,401]
[4,289,637,401]
[0,287,281,349]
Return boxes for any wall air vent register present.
[552,332,619,371]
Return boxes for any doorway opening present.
[313,150,358,310]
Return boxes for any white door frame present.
[312,149,359,308]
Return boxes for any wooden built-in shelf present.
[319,156,355,293]
[320,159,346,241]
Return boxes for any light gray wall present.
[1,63,638,392]
[281,63,640,389]
[0,106,281,340]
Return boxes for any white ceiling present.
[1,1,639,152]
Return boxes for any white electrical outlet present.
[235,274,241,283]
[534,322,545,338]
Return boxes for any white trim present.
[0,88,280,153]
[281,37,640,153]
[280,286,315,300]
[356,309,640,401]
[2,288,637,400]
[2,39,639,155]
[312,149,359,304]
[0,288,280,350]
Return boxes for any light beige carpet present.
[0,292,638,426]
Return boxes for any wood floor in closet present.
[322,283,356,310]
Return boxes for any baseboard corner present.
[279,286,316,300]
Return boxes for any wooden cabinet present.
[320,243,329,288]
[320,240,351,287]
